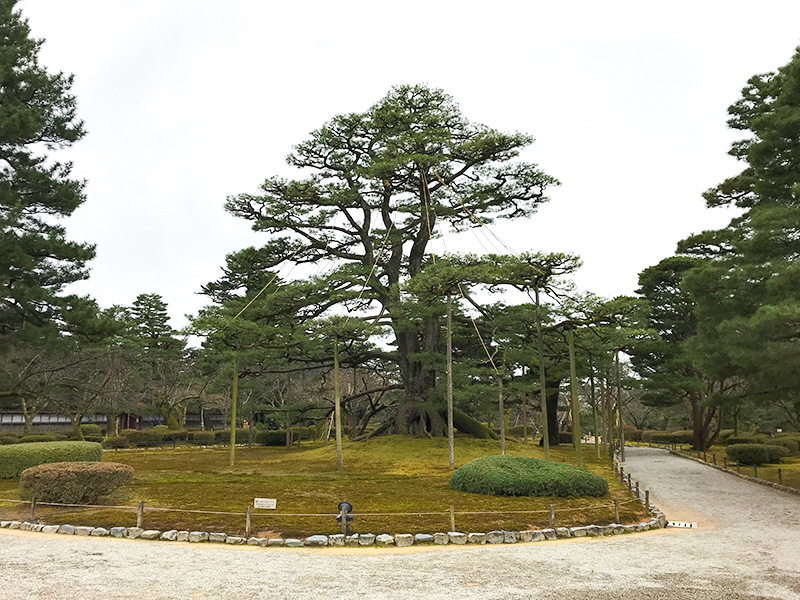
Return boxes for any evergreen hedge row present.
[0,441,102,478]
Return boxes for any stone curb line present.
[668,449,800,497]
[0,509,667,548]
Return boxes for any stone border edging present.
[669,449,800,497]
[0,508,667,548]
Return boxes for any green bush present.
[768,438,799,454]
[191,431,217,446]
[214,428,249,442]
[717,429,735,442]
[80,424,102,437]
[52,433,69,441]
[508,425,536,438]
[161,428,188,443]
[18,434,59,443]
[20,461,133,504]
[449,455,608,497]
[623,426,643,442]
[668,430,694,444]
[725,435,766,446]
[255,429,286,446]
[102,436,130,450]
[125,429,164,447]
[0,441,102,479]
[641,430,665,443]
[726,444,789,465]
[0,436,19,445]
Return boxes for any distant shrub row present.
[0,441,102,478]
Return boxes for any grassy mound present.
[449,455,608,497]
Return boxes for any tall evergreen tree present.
[0,0,93,334]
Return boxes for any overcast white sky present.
[19,1,800,330]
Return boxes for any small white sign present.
[254,498,277,510]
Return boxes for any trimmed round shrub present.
[0,436,19,445]
[192,431,217,446]
[102,436,130,449]
[641,430,664,443]
[0,441,102,479]
[80,424,102,437]
[214,428,249,442]
[449,455,608,497]
[255,429,286,446]
[769,438,799,454]
[647,431,672,443]
[725,435,766,446]
[668,430,694,444]
[125,429,164,447]
[20,461,133,504]
[623,427,643,442]
[726,444,789,465]
[717,429,735,442]
[18,434,59,443]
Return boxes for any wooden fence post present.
[450,505,456,532]
[137,501,144,529]
[778,468,783,486]
[626,474,632,492]
[645,490,650,510]
[723,457,727,470]
[30,497,36,523]
[712,454,716,466]
[246,506,251,539]
[549,504,555,529]
[753,464,758,479]
[614,499,619,523]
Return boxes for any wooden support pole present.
[535,288,549,461]
[450,505,456,532]
[334,334,343,472]
[229,354,238,467]
[30,497,36,523]
[779,468,783,486]
[614,499,620,523]
[446,293,455,470]
[626,473,632,492]
[635,481,639,497]
[498,374,506,456]
[137,501,144,529]
[645,490,650,510]
[549,504,555,529]
[567,327,583,467]
[724,457,727,470]
[753,464,758,479]
[245,506,251,539]
[616,350,625,462]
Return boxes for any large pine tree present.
[0,0,93,335]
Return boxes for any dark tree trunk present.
[539,378,562,447]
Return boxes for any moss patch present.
[0,435,647,537]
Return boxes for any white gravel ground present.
[1,446,799,600]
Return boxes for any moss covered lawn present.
[0,435,648,538]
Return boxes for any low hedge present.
[0,436,19,445]
[648,430,694,444]
[214,428,249,442]
[102,436,131,449]
[450,455,608,497]
[192,431,217,446]
[769,438,799,454]
[20,461,133,504]
[18,434,59,444]
[255,429,287,446]
[623,427,643,442]
[125,429,164,447]
[640,430,663,443]
[80,424,102,437]
[726,444,789,465]
[0,441,102,479]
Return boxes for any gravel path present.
[1,447,799,600]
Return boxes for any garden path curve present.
[1,446,799,600]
